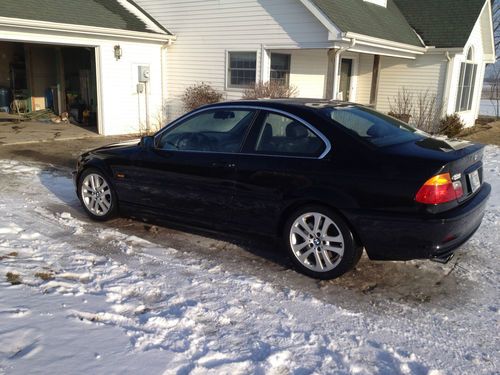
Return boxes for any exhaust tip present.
[431,253,455,264]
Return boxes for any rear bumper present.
[343,183,491,261]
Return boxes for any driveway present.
[0,137,498,374]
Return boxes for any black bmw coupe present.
[74,100,490,279]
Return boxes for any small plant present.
[0,251,18,261]
[35,272,55,281]
[6,272,22,285]
[439,114,465,138]
[388,88,413,122]
[182,83,224,112]
[243,81,298,99]
[388,111,411,123]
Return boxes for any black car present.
[74,100,490,279]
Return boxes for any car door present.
[231,110,331,235]
[124,107,258,227]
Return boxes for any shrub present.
[388,111,411,123]
[439,114,465,138]
[243,81,298,99]
[388,88,443,133]
[182,83,224,112]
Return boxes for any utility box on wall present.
[138,65,150,83]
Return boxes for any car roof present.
[206,99,360,112]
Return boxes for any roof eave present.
[343,32,427,54]
[0,16,176,43]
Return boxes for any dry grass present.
[0,252,18,261]
[459,120,500,146]
[35,272,54,281]
[6,272,22,285]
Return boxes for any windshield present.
[321,105,427,147]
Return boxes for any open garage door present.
[0,41,99,135]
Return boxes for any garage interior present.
[0,41,99,137]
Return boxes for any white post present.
[260,45,271,84]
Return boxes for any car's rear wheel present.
[284,205,362,279]
[78,168,117,221]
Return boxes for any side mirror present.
[140,135,155,149]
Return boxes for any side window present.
[252,112,325,157]
[158,109,255,153]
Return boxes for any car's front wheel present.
[284,205,362,279]
[78,168,117,221]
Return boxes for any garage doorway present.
[0,41,99,134]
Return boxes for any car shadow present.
[38,168,475,313]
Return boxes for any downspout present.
[160,39,172,125]
[442,51,454,117]
[328,38,356,100]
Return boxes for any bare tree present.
[494,0,500,59]
[489,64,500,118]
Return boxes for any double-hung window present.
[228,52,257,88]
[455,48,478,112]
[270,53,291,86]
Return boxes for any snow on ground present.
[0,147,499,374]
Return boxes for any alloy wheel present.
[289,212,345,272]
[80,173,112,216]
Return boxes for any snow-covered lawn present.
[0,147,498,374]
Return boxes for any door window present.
[251,112,325,157]
[157,109,256,153]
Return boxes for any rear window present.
[321,106,426,147]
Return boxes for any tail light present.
[415,173,463,205]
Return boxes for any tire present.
[77,168,118,221]
[283,205,362,280]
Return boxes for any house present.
[0,0,174,135]
[0,0,495,137]
[135,0,495,128]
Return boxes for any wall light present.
[114,45,122,60]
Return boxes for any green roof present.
[311,0,424,47]
[0,0,171,35]
[394,0,486,48]
[310,0,487,48]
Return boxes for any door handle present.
[211,162,236,169]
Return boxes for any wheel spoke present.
[312,213,322,234]
[313,250,324,270]
[291,226,309,241]
[298,248,314,263]
[324,235,342,243]
[100,199,111,210]
[300,217,314,235]
[323,245,344,257]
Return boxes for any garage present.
[0,41,99,132]
[0,0,173,138]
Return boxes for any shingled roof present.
[311,0,423,47]
[0,0,171,35]
[394,0,486,48]
[310,0,488,48]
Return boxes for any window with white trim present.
[270,53,291,86]
[228,52,257,88]
[455,47,478,112]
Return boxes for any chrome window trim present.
[154,105,332,159]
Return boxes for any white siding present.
[134,0,330,120]
[356,54,374,105]
[288,49,328,98]
[0,27,165,135]
[376,54,447,114]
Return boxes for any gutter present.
[343,32,427,55]
[0,16,176,43]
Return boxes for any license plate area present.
[468,169,481,193]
